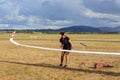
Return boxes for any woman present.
[59,32,72,68]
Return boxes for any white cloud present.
[0,0,120,29]
[80,5,120,27]
[45,26,61,29]
[109,21,120,27]
[97,0,113,2]
[46,19,72,25]
[27,16,41,24]
[55,0,84,16]
[85,9,120,21]
[115,0,120,8]
[0,24,10,29]
[0,24,9,27]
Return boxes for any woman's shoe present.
[59,64,63,66]
[63,65,67,68]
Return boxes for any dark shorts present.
[63,46,71,50]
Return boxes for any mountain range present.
[1,26,120,33]
[39,26,120,33]
[98,26,120,32]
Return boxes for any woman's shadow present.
[0,60,119,76]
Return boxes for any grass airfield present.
[0,33,120,80]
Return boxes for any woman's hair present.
[60,31,65,35]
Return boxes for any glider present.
[9,31,120,56]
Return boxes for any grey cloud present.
[83,0,120,15]
[0,0,120,29]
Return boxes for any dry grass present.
[0,33,120,80]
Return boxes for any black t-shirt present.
[60,36,71,50]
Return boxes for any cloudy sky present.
[0,0,120,29]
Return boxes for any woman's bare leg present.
[60,52,65,66]
[65,52,69,65]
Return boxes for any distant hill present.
[1,26,120,33]
[56,26,101,32]
[99,26,120,32]
[37,26,120,33]
[38,26,101,33]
